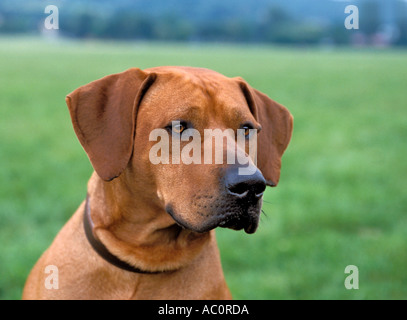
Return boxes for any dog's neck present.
[86,172,210,273]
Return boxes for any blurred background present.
[1,0,407,46]
[0,0,406,300]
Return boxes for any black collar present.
[83,195,160,274]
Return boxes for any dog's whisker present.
[261,209,269,218]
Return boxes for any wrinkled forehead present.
[141,67,250,121]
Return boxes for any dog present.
[22,67,293,299]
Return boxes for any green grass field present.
[0,37,406,300]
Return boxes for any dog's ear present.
[237,79,293,187]
[66,68,157,181]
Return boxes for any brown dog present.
[22,67,293,300]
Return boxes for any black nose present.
[225,167,266,198]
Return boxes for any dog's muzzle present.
[218,166,266,233]
[167,167,266,234]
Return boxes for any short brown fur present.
[23,67,292,300]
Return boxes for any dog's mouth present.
[166,204,260,235]
[218,212,259,234]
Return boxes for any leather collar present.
[83,195,160,274]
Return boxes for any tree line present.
[1,3,407,46]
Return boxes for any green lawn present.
[0,37,406,300]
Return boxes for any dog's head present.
[66,67,293,234]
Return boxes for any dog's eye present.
[173,124,185,134]
[165,121,189,135]
[241,124,254,138]
[170,122,187,134]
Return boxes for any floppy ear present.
[66,68,157,181]
[237,79,293,187]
